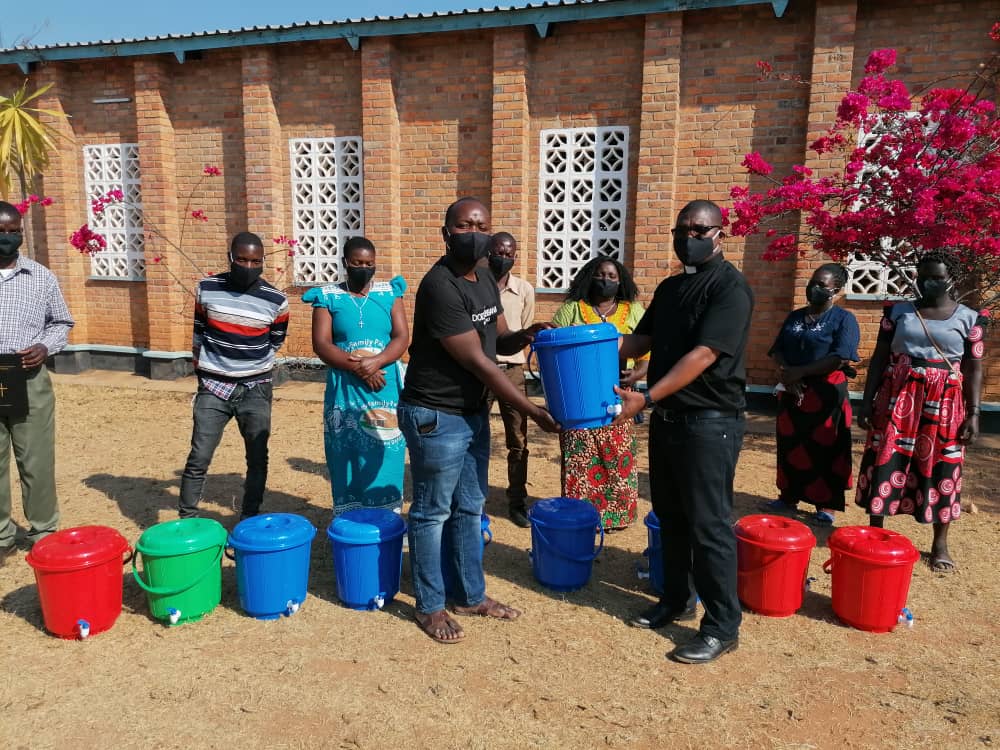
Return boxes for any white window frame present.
[289,136,364,285]
[844,117,919,299]
[537,126,629,291]
[83,143,145,281]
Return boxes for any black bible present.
[0,354,28,418]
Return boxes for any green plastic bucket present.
[132,518,227,626]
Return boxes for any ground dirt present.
[0,379,998,749]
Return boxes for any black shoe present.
[669,633,739,664]
[508,504,530,529]
[629,600,697,629]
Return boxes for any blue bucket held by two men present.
[530,323,621,430]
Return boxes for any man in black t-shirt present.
[399,197,558,645]
[617,200,754,664]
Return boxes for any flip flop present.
[451,596,521,621]
[759,499,797,515]
[414,611,465,644]
[814,510,835,527]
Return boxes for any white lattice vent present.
[289,137,364,285]
[537,126,629,290]
[83,144,144,280]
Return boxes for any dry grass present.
[0,382,997,749]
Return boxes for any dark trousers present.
[649,411,745,641]
[179,382,272,519]
[494,365,529,503]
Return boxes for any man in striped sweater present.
[179,232,290,520]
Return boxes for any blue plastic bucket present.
[327,509,406,610]
[528,498,605,591]
[643,511,664,594]
[530,323,620,430]
[441,513,493,598]
[226,513,316,620]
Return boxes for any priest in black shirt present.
[400,197,559,645]
[616,200,753,664]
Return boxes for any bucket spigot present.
[77,619,90,639]
[373,594,386,610]
[286,600,300,616]
[606,403,623,417]
[167,608,182,625]
[898,607,914,628]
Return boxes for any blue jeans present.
[179,382,272,519]
[398,401,490,614]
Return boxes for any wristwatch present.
[643,392,654,410]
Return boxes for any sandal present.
[760,499,797,515]
[414,610,465,644]
[929,556,957,573]
[451,596,521,621]
[814,510,835,527]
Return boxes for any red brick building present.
[1,0,997,401]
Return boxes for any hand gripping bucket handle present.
[533,522,605,563]
[131,544,224,597]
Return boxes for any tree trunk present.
[17,167,35,259]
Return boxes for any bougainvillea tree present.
[730,24,1000,310]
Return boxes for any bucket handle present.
[526,348,541,397]
[132,544,224,597]
[122,546,134,566]
[532,523,605,563]
[483,526,493,546]
[822,558,833,574]
[224,546,236,561]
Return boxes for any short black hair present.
[677,199,723,225]
[491,231,515,251]
[0,201,22,223]
[230,231,263,252]
[815,262,848,288]
[343,235,375,260]
[565,255,639,303]
[918,249,964,282]
[444,196,487,227]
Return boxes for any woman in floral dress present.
[552,256,648,530]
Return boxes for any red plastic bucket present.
[735,515,816,617]
[26,526,133,639]
[823,526,919,633]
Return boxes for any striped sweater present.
[192,274,290,379]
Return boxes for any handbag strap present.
[913,307,961,378]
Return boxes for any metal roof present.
[0,0,790,72]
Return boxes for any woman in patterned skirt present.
[765,263,860,526]
[552,256,648,530]
[856,251,985,571]
[303,237,409,516]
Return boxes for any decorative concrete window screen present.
[537,126,629,290]
[83,143,145,280]
[289,136,364,285]
[844,119,917,299]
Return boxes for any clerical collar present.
[683,253,724,275]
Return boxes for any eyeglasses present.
[671,225,722,238]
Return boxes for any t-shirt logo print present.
[471,305,498,325]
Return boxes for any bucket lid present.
[735,514,816,551]
[644,510,660,530]
[27,525,129,572]
[528,497,600,528]
[327,508,406,544]
[229,513,316,553]
[136,518,228,557]
[532,322,619,347]
[828,526,920,564]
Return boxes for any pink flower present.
[836,92,869,123]
[153,255,163,264]
[39,197,54,207]
[106,188,124,203]
[91,198,106,214]
[741,151,773,176]
[203,165,222,176]
[876,80,911,111]
[191,209,208,222]
[27,194,39,204]
[756,60,773,80]
[864,48,897,74]
[69,225,107,255]
[991,22,1000,42]
[14,201,29,215]
[287,249,296,257]
[810,134,845,154]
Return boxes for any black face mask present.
[917,278,951,301]
[591,279,619,300]
[0,232,23,258]
[346,265,376,290]
[228,258,263,291]
[446,231,492,266]
[674,234,717,267]
[488,255,515,279]
[806,283,836,305]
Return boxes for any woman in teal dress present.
[303,237,409,515]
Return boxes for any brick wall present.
[18,0,1000,398]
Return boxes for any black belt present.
[652,406,743,423]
